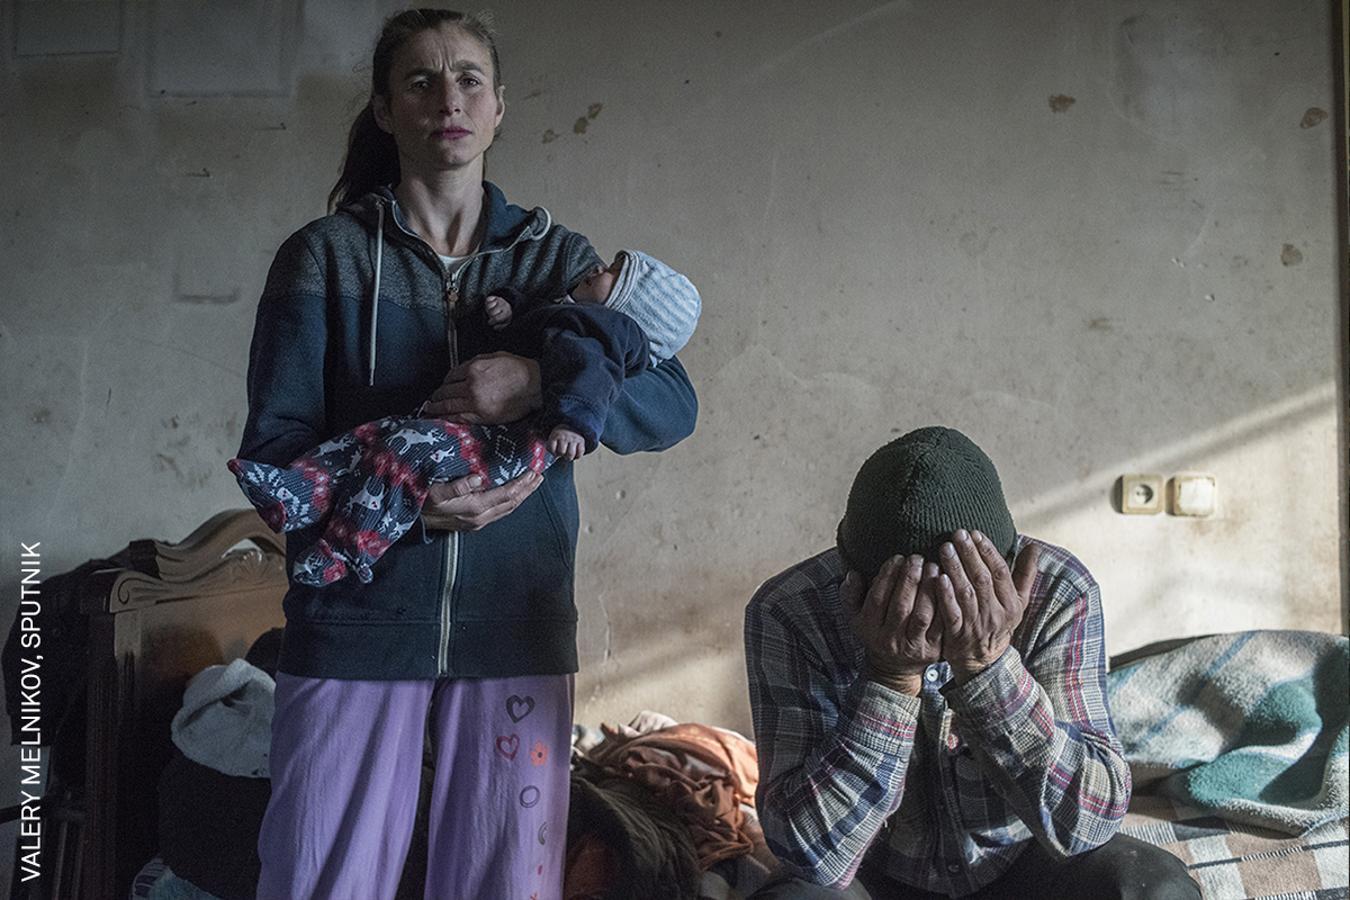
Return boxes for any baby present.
[228,249,699,586]
[485,253,628,460]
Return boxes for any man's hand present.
[421,470,543,532]
[935,530,1041,683]
[842,555,944,696]
[422,352,542,424]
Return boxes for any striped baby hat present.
[605,250,701,362]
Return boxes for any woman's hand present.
[422,352,542,424]
[422,470,543,532]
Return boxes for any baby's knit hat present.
[836,426,1016,578]
[605,250,701,362]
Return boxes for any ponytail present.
[329,103,399,212]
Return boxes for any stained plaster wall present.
[0,1,1342,879]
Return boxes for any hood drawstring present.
[365,197,550,388]
[535,207,552,241]
[368,201,385,387]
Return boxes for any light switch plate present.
[1169,473,1217,516]
[1120,474,1164,515]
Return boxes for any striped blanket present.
[1120,795,1348,900]
[1107,630,1348,836]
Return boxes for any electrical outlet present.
[1120,474,1164,515]
[1169,473,1216,516]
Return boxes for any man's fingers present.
[1011,541,1042,610]
[938,538,979,622]
[864,556,903,630]
[970,530,1017,605]
[906,579,936,640]
[924,598,944,645]
[952,530,996,606]
[933,567,963,634]
[890,555,923,626]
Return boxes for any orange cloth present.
[563,834,616,900]
[588,723,761,869]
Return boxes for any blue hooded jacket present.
[237,182,698,679]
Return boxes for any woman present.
[238,9,697,898]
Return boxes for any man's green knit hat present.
[836,426,1016,577]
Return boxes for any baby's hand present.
[484,295,513,330]
[548,428,585,461]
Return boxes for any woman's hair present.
[328,8,502,212]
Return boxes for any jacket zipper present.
[438,263,463,676]
[373,195,547,676]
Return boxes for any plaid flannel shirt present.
[744,536,1131,896]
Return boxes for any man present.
[744,427,1198,898]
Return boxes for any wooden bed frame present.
[7,510,287,900]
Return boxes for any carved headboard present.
[68,510,287,899]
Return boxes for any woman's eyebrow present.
[401,61,485,79]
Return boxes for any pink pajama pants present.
[256,672,574,900]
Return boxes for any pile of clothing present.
[565,710,775,900]
[145,632,279,900]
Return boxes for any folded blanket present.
[1107,629,1348,835]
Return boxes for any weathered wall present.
[0,2,1341,867]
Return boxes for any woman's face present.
[373,24,504,179]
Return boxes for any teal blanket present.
[1107,630,1348,835]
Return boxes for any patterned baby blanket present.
[1107,630,1348,835]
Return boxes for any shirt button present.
[925,668,939,682]
[947,862,962,873]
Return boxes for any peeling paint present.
[154,453,182,477]
[586,103,602,120]
[541,128,557,143]
[1280,243,1303,266]
[573,116,589,134]
[1087,317,1113,331]
[1299,107,1327,129]
[30,408,51,425]
[1048,94,1076,112]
